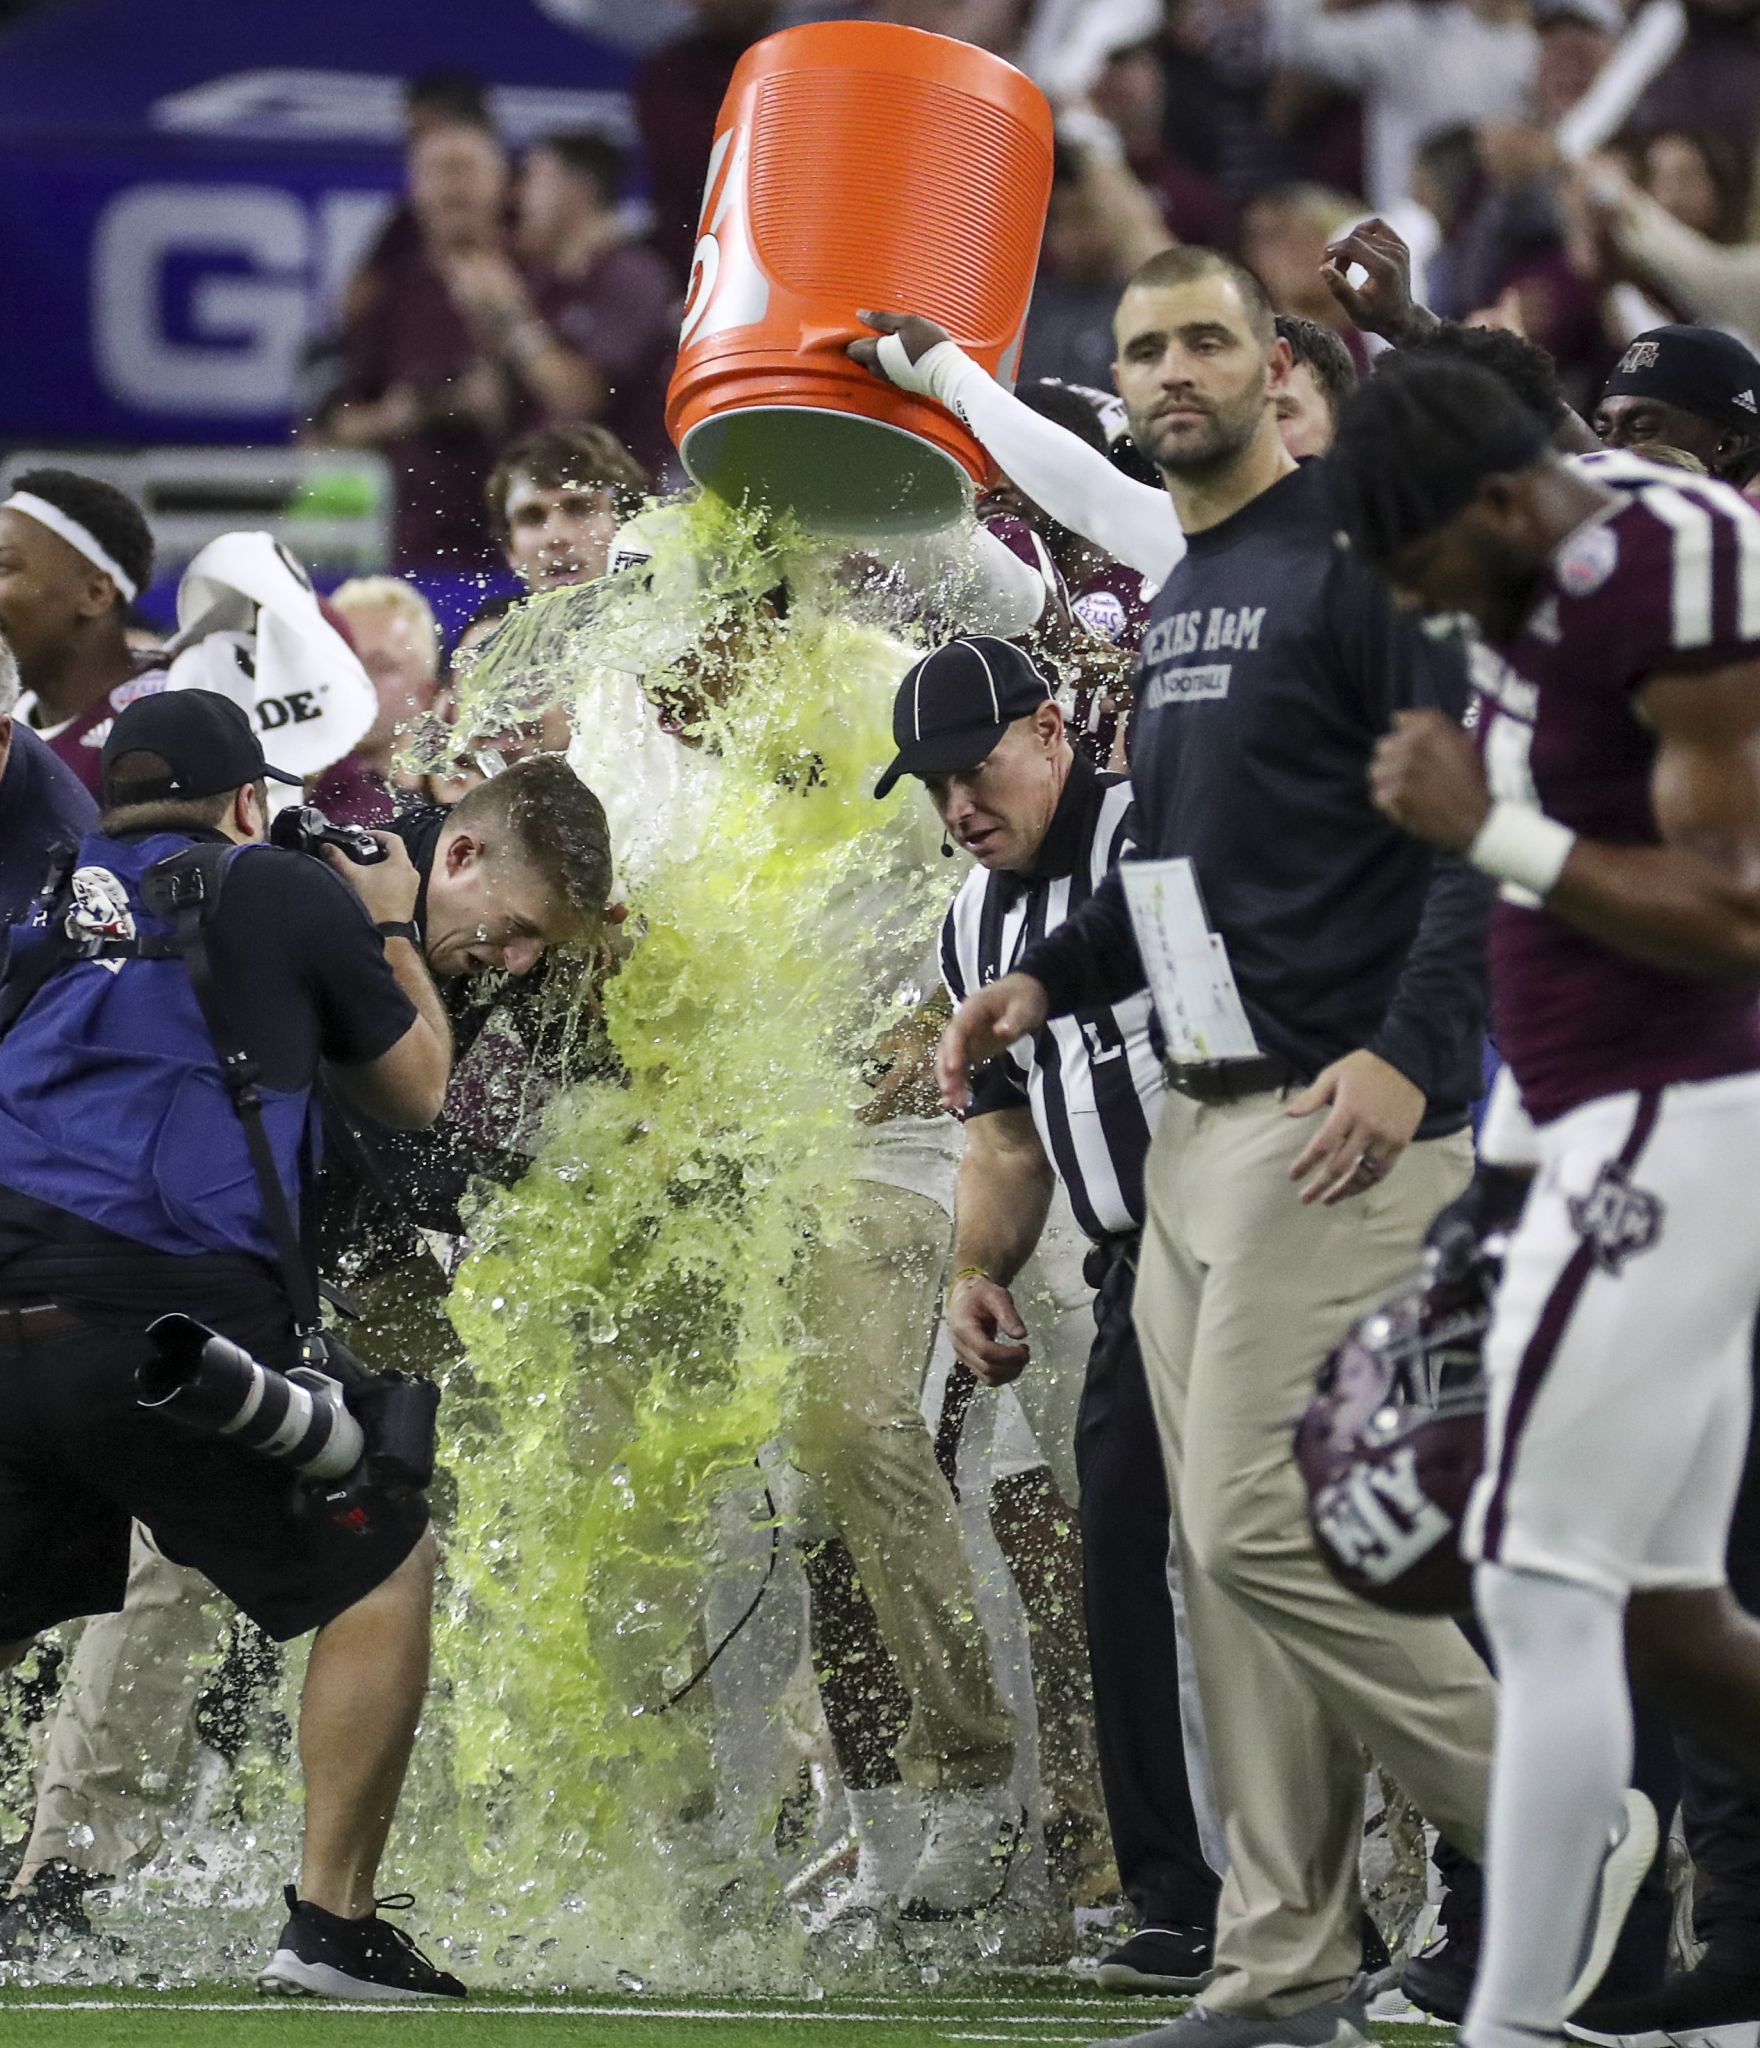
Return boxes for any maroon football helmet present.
[1295,1225,1502,1617]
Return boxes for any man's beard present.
[1133,381,1267,482]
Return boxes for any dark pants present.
[1076,1235,1221,1931]
[1679,1399,1760,1959]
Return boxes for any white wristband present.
[1468,801,1578,901]
[873,333,968,408]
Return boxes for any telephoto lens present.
[138,1315,365,1481]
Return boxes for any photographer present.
[0,689,464,2001]
[0,756,615,1962]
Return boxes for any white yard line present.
[0,2000,1140,2023]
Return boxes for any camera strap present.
[147,847,327,1339]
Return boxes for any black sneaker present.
[258,1887,465,2001]
[1569,1953,1760,2046]
[0,1862,101,1961]
[1360,1909,1393,1978]
[1403,1934,1479,2023]
[1097,1924,1216,1993]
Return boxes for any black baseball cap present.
[875,636,1056,799]
[1601,326,1760,439]
[101,687,301,805]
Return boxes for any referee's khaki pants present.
[1134,1089,1496,2015]
[788,1179,1017,1792]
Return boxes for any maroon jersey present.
[1478,450,1760,1122]
[16,668,166,803]
[1068,557,1152,768]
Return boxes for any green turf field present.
[0,1986,1455,2047]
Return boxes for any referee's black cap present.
[875,636,1056,798]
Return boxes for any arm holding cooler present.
[875,336,1185,586]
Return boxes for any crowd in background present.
[275,0,1760,586]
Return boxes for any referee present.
[937,247,1507,2048]
[876,634,1222,1994]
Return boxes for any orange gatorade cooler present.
[664,21,1054,538]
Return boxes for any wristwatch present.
[375,920,420,946]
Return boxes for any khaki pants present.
[1134,1090,1496,2014]
[788,1179,1016,1792]
[25,1531,216,1879]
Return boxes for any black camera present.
[270,805,388,867]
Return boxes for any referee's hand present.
[937,974,1050,1110]
[949,1274,1031,1387]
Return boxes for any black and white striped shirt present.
[940,754,1163,1240]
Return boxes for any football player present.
[1331,355,1760,2048]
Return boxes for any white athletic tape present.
[875,331,936,396]
[1469,800,1578,901]
[873,334,968,409]
[3,491,139,602]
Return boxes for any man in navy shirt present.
[0,631,96,928]
[938,247,1518,2048]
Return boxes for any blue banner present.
[0,0,636,448]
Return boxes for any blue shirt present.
[0,720,96,928]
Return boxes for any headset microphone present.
[941,831,954,858]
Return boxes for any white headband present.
[3,490,139,603]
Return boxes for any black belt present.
[0,1301,86,1348]
[1083,1231,1141,1290]
[1162,1053,1293,1105]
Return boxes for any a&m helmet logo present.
[1313,1445,1454,1588]
[1618,338,1661,374]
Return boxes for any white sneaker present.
[800,1785,924,1933]
[1565,1789,1662,2015]
[899,1786,1026,1920]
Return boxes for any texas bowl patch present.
[1556,523,1618,599]
[1074,588,1128,642]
